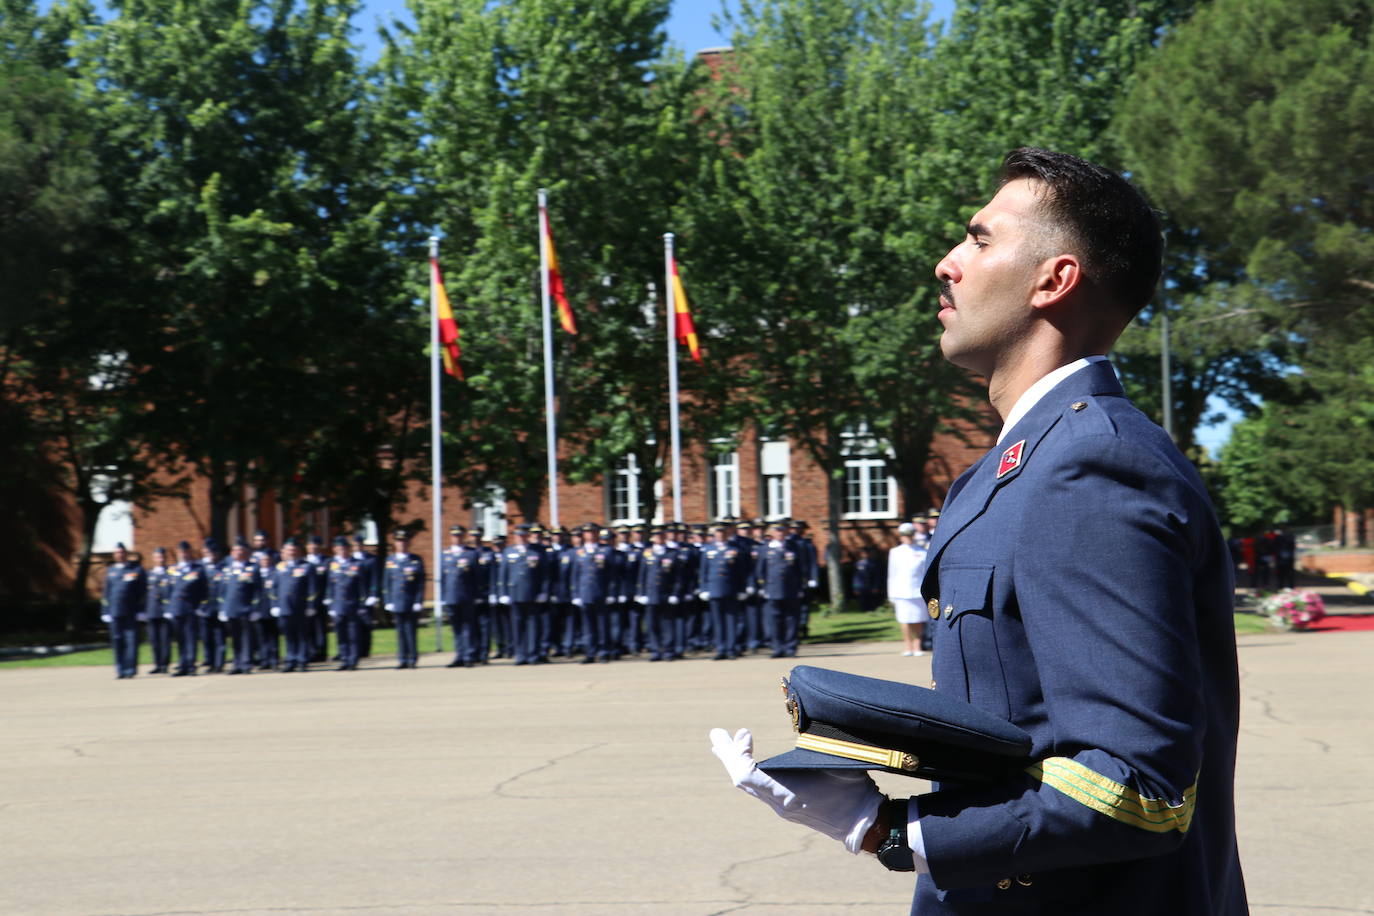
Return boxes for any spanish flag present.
[670,254,702,363]
[430,255,463,379]
[540,202,577,335]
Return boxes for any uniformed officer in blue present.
[569,524,616,664]
[753,522,803,658]
[697,524,749,659]
[198,537,228,672]
[166,541,206,676]
[382,529,425,669]
[144,546,174,673]
[218,537,261,674]
[710,148,1246,914]
[496,524,546,666]
[636,526,684,661]
[791,520,820,637]
[441,524,483,667]
[253,550,280,669]
[732,521,763,653]
[272,538,315,671]
[325,536,364,670]
[304,535,330,663]
[352,535,378,658]
[101,542,146,678]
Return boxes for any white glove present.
[412,603,422,612]
[163,613,174,620]
[572,598,584,607]
[250,612,262,622]
[699,591,710,601]
[323,598,332,606]
[499,596,512,606]
[708,727,881,854]
[746,587,756,597]
[306,607,315,617]
[136,614,147,623]
[619,595,627,604]
[385,603,395,612]
[635,596,648,605]
[536,593,548,603]
[736,592,747,601]
[808,579,818,589]
[667,596,679,605]
[271,607,281,618]
[101,614,112,623]
[365,597,379,607]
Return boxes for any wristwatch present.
[876,798,916,872]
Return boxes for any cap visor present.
[757,748,877,773]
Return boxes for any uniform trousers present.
[310,612,328,661]
[709,597,741,657]
[172,616,198,673]
[226,617,254,672]
[146,617,172,670]
[578,602,610,659]
[646,603,683,660]
[474,603,493,662]
[509,603,536,664]
[280,614,309,667]
[492,601,511,657]
[446,601,479,663]
[254,617,280,668]
[764,598,800,656]
[744,596,764,651]
[625,604,646,653]
[358,609,373,657]
[394,610,419,665]
[199,615,226,670]
[110,619,140,677]
[333,611,360,667]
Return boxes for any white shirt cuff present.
[907,798,931,875]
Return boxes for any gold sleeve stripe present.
[1027,757,1197,835]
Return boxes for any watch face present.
[877,839,916,872]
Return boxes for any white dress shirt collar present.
[997,356,1108,445]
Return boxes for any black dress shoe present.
[580,655,596,664]
[335,664,349,671]
[770,650,786,658]
[446,659,463,668]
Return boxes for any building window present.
[710,448,740,519]
[840,423,896,519]
[610,455,646,525]
[91,474,134,553]
[472,486,508,539]
[760,439,790,519]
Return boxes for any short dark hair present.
[999,147,1163,317]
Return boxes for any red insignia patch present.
[996,440,1025,479]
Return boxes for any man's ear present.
[1030,254,1082,311]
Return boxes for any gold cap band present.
[796,732,920,772]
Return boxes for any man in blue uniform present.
[851,545,884,612]
[166,541,206,676]
[383,529,425,669]
[497,524,546,666]
[569,524,616,664]
[198,537,227,672]
[441,525,482,668]
[304,535,330,663]
[550,526,577,658]
[636,526,684,661]
[101,542,146,678]
[733,520,764,653]
[792,521,820,637]
[698,524,749,659]
[710,148,1246,914]
[475,532,498,663]
[144,546,173,673]
[326,536,364,670]
[272,538,315,671]
[615,525,646,656]
[753,522,803,658]
[352,535,378,658]
[253,550,280,669]
[218,537,261,674]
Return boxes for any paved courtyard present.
[2,622,1372,915]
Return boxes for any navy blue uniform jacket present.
[913,361,1245,914]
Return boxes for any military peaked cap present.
[757,666,1033,784]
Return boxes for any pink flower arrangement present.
[1258,589,1326,631]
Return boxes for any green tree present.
[383,0,708,524]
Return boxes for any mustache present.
[939,280,955,307]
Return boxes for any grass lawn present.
[0,608,1284,669]
[0,623,449,670]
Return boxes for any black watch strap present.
[875,798,916,872]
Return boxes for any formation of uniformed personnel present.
[101,542,146,678]
[144,546,173,673]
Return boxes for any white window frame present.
[709,444,741,520]
[760,439,791,520]
[840,423,897,520]
[472,486,508,539]
[610,455,646,525]
[91,472,135,552]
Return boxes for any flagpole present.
[539,189,560,528]
[428,236,444,653]
[664,233,683,523]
